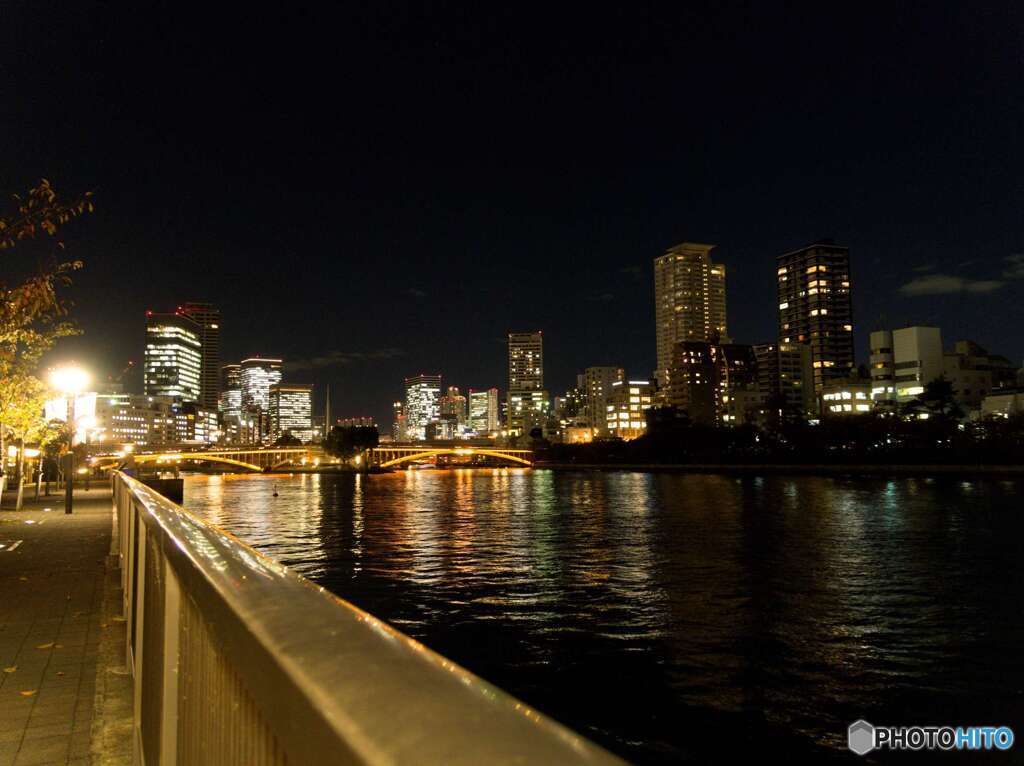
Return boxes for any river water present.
[183,469,1024,763]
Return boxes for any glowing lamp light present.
[49,365,90,395]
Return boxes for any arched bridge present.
[370,445,533,468]
[97,446,321,473]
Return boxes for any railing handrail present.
[113,471,622,764]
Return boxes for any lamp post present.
[77,417,97,491]
[49,366,89,514]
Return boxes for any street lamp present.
[49,365,89,514]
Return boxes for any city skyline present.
[11,4,1022,430]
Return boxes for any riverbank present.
[535,462,1024,477]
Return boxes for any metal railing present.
[111,471,622,765]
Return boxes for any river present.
[183,469,1024,763]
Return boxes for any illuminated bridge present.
[370,443,533,468]
[96,445,321,472]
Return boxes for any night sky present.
[5,3,1023,425]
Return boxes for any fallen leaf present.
[54,644,62,649]
[3,666,15,673]
[35,642,53,650]
[55,671,64,677]
[19,690,36,697]
[18,576,27,582]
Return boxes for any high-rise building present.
[604,379,655,440]
[582,366,624,434]
[405,374,442,440]
[439,386,468,428]
[468,388,499,434]
[144,312,202,401]
[508,332,544,391]
[240,358,283,413]
[776,241,855,395]
[754,342,815,419]
[507,332,547,433]
[179,302,221,410]
[269,383,313,442]
[219,363,242,417]
[391,400,406,442]
[654,243,727,391]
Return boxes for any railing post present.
[161,561,181,765]
[131,520,147,766]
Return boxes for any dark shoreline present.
[534,462,1024,477]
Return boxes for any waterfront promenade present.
[0,487,123,766]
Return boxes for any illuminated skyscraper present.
[654,243,727,391]
[179,302,221,410]
[269,383,313,442]
[404,374,442,441]
[507,332,547,434]
[439,386,468,428]
[776,241,855,394]
[468,388,499,434]
[240,358,283,413]
[144,312,202,401]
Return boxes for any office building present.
[179,302,221,410]
[269,383,313,442]
[219,363,242,421]
[604,380,655,440]
[391,401,407,442]
[175,401,220,444]
[776,241,855,394]
[468,388,499,434]
[507,390,550,436]
[581,366,625,434]
[654,243,727,391]
[405,375,442,440]
[507,332,547,434]
[439,386,468,428]
[240,358,283,413]
[144,312,202,402]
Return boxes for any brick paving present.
[0,487,113,766]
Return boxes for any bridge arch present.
[374,448,533,469]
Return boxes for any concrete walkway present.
[0,487,114,766]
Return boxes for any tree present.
[902,376,964,421]
[323,425,379,458]
[0,180,94,496]
[273,432,302,447]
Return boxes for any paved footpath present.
[0,487,114,766]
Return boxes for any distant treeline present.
[538,407,1024,467]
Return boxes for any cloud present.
[287,348,406,371]
[405,288,427,298]
[1003,254,1024,279]
[911,263,936,273]
[585,292,615,303]
[619,265,644,282]
[898,274,1005,296]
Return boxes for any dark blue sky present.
[5,2,1023,425]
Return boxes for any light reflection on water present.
[184,469,1024,763]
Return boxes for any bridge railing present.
[111,470,620,765]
